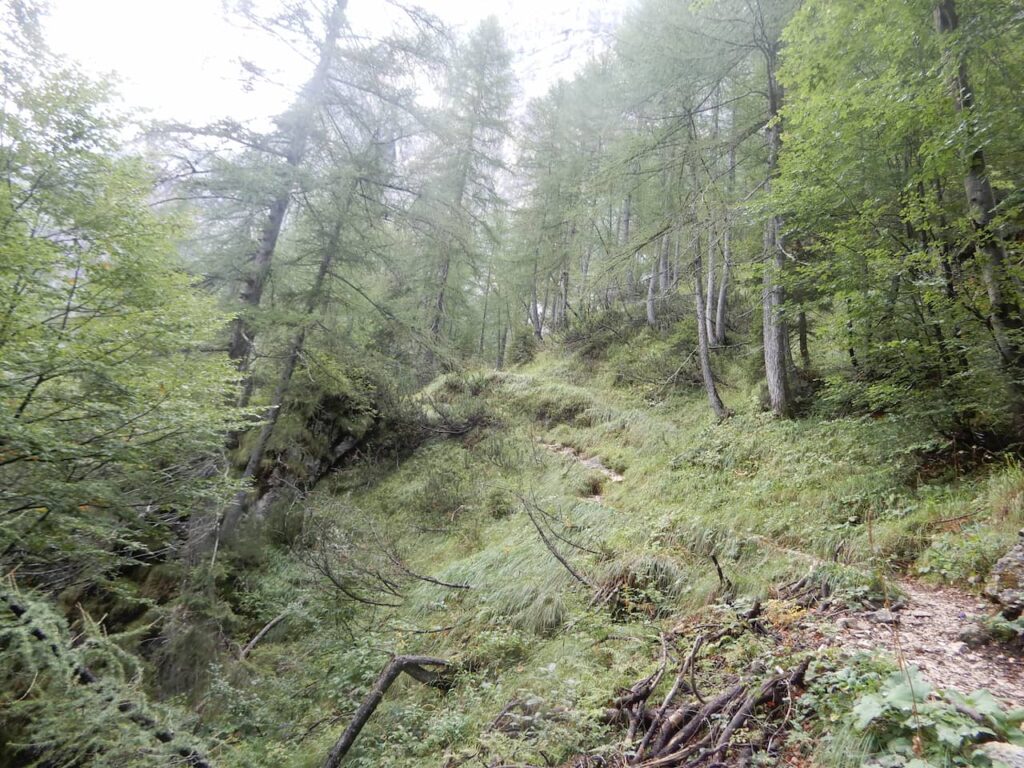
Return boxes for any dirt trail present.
[542,440,1024,707]
[541,442,623,501]
[825,579,1024,708]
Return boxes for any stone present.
[984,529,1024,618]
[957,621,991,648]
[868,608,899,624]
[837,616,868,631]
[951,642,969,655]
[975,742,1024,768]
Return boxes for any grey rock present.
[837,616,868,631]
[868,608,899,624]
[984,529,1024,618]
[958,622,991,648]
[975,742,1024,768]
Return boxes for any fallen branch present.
[521,496,595,589]
[239,609,289,660]
[322,655,450,768]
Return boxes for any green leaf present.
[854,693,886,730]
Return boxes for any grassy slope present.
[210,338,1024,768]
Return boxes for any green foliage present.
[845,668,1024,767]
[916,526,1010,586]
[508,327,540,365]
[776,0,1024,434]
[0,591,208,766]
[0,8,240,586]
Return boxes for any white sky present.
[43,0,555,126]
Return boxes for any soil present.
[544,437,1024,711]
[823,579,1024,708]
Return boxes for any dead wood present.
[322,654,451,768]
[521,496,595,589]
[606,619,810,768]
[239,608,289,660]
[627,660,810,767]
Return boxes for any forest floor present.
[209,353,1024,767]
[544,431,1024,709]
[822,579,1024,708]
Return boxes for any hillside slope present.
[205,338,1024,768]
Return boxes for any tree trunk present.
[695,252,730,420]
[496,318,507,370]
[219,222,339,543]
[429,253,450,342]
[762,43,792,417]
[540,283,551,335]
[557,269,570,329]
[529,264,543,341]
[478,262,492,354]
[228,1,346,408]
[658,235,669,294]
[934,0,1024,384]
[646,268,657,328]
[797,310,811,370]
[705,220,716,343]
[714,224,730,347]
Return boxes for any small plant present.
[916,526,1009,586]
[837,667,1024,766]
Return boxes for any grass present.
[200,336,1024,768]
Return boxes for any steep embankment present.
[213,350,1024,768]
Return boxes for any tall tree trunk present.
[558,269,570,329]
[529,261,543,341]
[646,269,657,328]
[218,223,340,544]
[496,316,508,370]
[705,219,716,342]
[540,283,551,334]
[714,224,730,346]
[714,143,736,347]
[762,43,792,417]
[478,262,492,354]
[228,1,346,408]
[797,310,811,370]
[934,0,1024,386]
[695,251,730,420]
[658,234,669,294]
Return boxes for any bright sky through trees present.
[44,0,616,124]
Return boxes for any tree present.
[415,17,515,370]
[0,4,239,586]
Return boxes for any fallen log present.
[322,654,450,768]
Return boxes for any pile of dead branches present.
[606,605,811,768]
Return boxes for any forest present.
[2,0,1024,765]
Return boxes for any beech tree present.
[0,4,239,585]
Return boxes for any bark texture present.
[322,656,450,768]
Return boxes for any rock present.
[958,621,992,648]
[984,529,1024,618]
[837,616,868,631]
[868,609,899,624]
[975,742,1024,768]
[951,642,969,655]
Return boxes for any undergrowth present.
[188,336,1024,767]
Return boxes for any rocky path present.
[541,442,623,501]
[826,579,1024,708]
